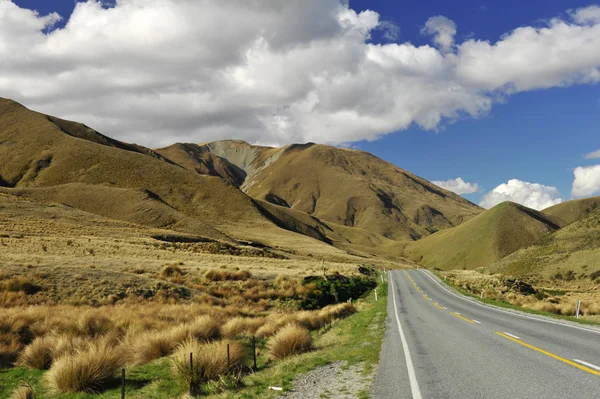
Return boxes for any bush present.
[171,339,245,395]
[46,341,125,393]
[268,324,312,360]
[301,275,376,309]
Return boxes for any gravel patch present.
[275,361,371,399]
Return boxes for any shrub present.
[9,382,35,399]
[268,324,312,360]
[46,341,125,393]
[17,336,54,369]
[171,339,245,395]
[160,264,183,278]
[301,275,376,309]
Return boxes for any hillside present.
[542,196,600,225]
[490,205,600,282]
[157,140,483,241]
[404,202,565,270]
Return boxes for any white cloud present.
[584,149,600,159]
[570,5,600,24]
[421,15,457,52]
[0,2,599,147]
[378,20,400,42]
[432,177,479,194]
[479,179,563,210]
[572,165,600,197]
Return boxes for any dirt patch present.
[276,361,371,399]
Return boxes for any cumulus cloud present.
[479,179,563,210]
[421,15,457,52]
[584,149,600,159]
[432,177,479,194]
[570,5,600,24]
[572,165,600,197]
[0,1,600,147]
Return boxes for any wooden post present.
[190,352,194,395]
[121,368,126,399]
[227,343,231,373]
[252,336,257,369]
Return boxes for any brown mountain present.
[156,141,483,241]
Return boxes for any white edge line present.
[473,320,481,324]
[418,270,600,336]
[573,359,600,372]
[502,332,521,340]
[390,272,423,399]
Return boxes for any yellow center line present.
[496,332,600,376]
[450,312,475,324]
[433,302,444,310]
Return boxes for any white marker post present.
[480,290,484,299]
[374,289,378,301]
[381,274,384,283]
[576,299,581,319]
[444,273,447,281]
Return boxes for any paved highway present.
[373,269,600,399]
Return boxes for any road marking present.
[433,303,444,310]
[418,270,600,336]
[502,332,520,339]
[496,332,600,376]
[390,273,423,399]
[472,320,481,324]
[450,312,475,324]
[573,360,600,372]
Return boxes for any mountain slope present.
[157,140,483,241]
[490,204,600,281]
[542,196,600,225]
[404,202,565,270]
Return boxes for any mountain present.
[490,205,600,284]
[403,202,565,270]
[156,141,483,241]
[542,196,600,225]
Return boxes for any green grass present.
[0,276,388,399]
[434,271,600,327]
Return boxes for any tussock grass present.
[221,317,265,338]
[204,269,252,281]
[171,339,245,394]
[46,341,125,393]
[17,335,54,369]
[268,324,312,360]
[160,264,183,278]
[9,382,35,399]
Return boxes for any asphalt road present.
[372,269,600,399]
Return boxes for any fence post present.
[121,368,126,399]
[252,336,257,369]
[227,343,231,373]
[189,352,194,395]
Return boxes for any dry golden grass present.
[171,339,246,394]
[268,324,312,360]
[17,335,54,370]
[204,269,252,281]
[46,341,125,393]
[9,382,35,399]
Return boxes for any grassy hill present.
[543,196,600,225]
[489,205,600,284]
[158,140,483,241]
[404,202,565,270]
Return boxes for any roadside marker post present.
[576,299,581,319]
[121,368,125,399]
[480,290,484,299]
[374,289,378,301]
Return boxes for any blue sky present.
[4,1,600,209]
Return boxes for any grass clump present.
[46,341,125,393]
[171,339,245,395]
[204,269,252,281]
[160,264,183,278]
[3,277,42,295]
[268,324,312,360]
[9,382,35,399]
[17,336,54,370]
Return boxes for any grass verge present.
[0,276,388,399]
[433,271,600,327]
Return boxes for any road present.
[373,269,600,399]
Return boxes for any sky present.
[2,0,600,209]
